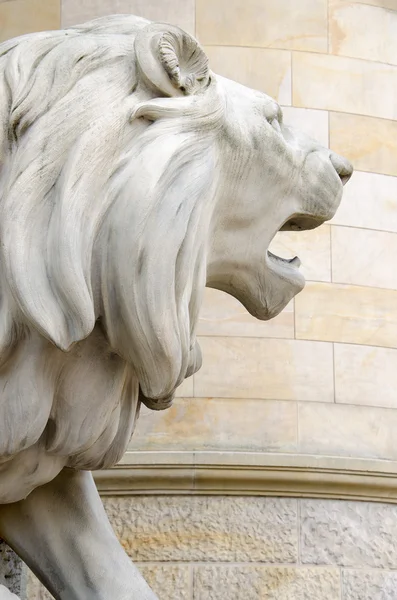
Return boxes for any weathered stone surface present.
[26,572,53,600]
[193,565,340,600]
[137,564,190,600]
[104,496,298,563]
[343,569,397,600]
[0,543,24,598]
[301,500,397,568]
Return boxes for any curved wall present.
[1,1,397,599]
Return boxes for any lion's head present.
[0,15,351,432]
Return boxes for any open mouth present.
[266,214,325,285]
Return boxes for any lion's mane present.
[0,15,223,486]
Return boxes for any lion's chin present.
[238,257,305,322]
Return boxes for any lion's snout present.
[329,152,353,186]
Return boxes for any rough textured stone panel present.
[26,571,53,599]
[0,543,24,598]
[104,496,298,563]
[301,499,397,568]
[137,564,190,600]
[193,565,340,600]
[343,569,397,600]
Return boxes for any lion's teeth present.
[289,256,301,267]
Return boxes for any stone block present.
[0,0,60,43]
[61,0,195,34]
[293,52,397,120]
[331,171,397,233]
[197,288,294,339]
[26,571,53,599]
[194,337,334,401]
[298,402,397,460]
[196,0,328,52]
[204,47,291,105]
[0,543,24,598]
[301,499,397,569]
[193,565,340,600]
[343,569,397,600]
[26,563,190,599]
[329,1,397,65]
[104,496,298,563]
[295,282,397,349]
[129,397,297,452]
[331,226,397,290]
[137,564,190,600]
[330,112,397,177]
[335,343,397,408]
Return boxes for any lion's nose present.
[329,152,353,186]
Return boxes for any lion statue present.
[0,14,352,600]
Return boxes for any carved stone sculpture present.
[0,14,352,599]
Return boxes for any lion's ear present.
[135,23,210,97]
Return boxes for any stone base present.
[0,542,25,598]
[24,495,397,599]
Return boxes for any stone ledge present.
[94,452,397,503]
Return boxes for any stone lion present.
[0,14,352,600]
